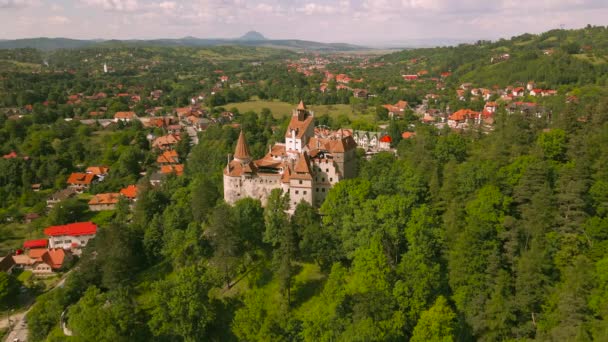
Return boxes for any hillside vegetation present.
[1,26,608,341]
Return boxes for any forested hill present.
[4,26,608,342]
[381,26,608,86]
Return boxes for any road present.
[4,271,72,342]
[3,310,28,342]
[186,126,199,145]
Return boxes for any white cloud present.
[48,15,70,24]
[82,0,139,12]
[297,3,339,15]
[158,1,176,10]
[0,0,36,8]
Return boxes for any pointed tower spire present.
[234,130,251,164]
[297,100,306,110]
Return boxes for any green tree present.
[149,265,216,341]
[410,296,457,342]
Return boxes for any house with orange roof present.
[160,164,184,176]
[157,150,179,165]
[66,173,97,193]
[114,111,138,122]
[152,134,181,150]
[448,109,481,128]
[383,100,410,119]
[120,185,138,202]
[88,193,121,211]
[10,248,70,276]
[86,166,109,176]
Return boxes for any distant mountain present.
[0,33,368,52]
[239,31,267,41]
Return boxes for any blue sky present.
[1,0,608,44]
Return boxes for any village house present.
[11,248,69,276]
[160,164,185,177]
[526,81,536,91]
[45,222,98,250]
[114,111,138,122]
[512,87,525,97]
[383,100,409,119]
[448,109,482,128]
[224,102,357,209]
[120,185,138,202]
[352,131,380,150]
[157,150,179,165]
[47,188,77,208]
[0,256,15,273]
[88,193,121,211]
[379,135,392,150]
[24,239,48,249]
[86,166,109,182]
[353,89,369,99]
[152,134,181,150]
[66,173,97,193]
[530,89,543,97]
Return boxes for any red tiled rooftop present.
[44,222,97,237]
[24,239,48,249]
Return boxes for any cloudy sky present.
[1,0,607,45]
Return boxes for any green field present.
[0,222,44,254]
[223,99,376,122]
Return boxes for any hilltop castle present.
[224,101,357,209]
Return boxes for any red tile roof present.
[67,172,96,185]
[114,111,137,119]
[86,166,109,175]
[380,135,392,143]
[88,193,121,205]
[23,239,48,249]
[44,222,97,237]
[119,185,138,199]
[449,109,480,122]
[3,151,18,159]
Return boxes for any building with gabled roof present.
[66,173,97,193]
[45,222,97,250]
[120,185,138,201]
[224,102,357,209]
[88,193,121,211]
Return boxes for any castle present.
[224,101,357,209]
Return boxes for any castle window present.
[316,188,319,192]
[330,178,333,182]
[295,190,299,194]
[326,168,329,172]
[322,178,325,182]
[304,191,307,195]
[299,180,302,185]
[322,188,326,192]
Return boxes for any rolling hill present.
[0,32,368,52]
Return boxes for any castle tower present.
[234,130,251,164]
[296,100,307,121]
[286,101,315,154]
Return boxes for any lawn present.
[0,222,43,254]
[223,98,376,123]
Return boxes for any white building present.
[44,222,98,250]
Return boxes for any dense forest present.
[1,26,608,341]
